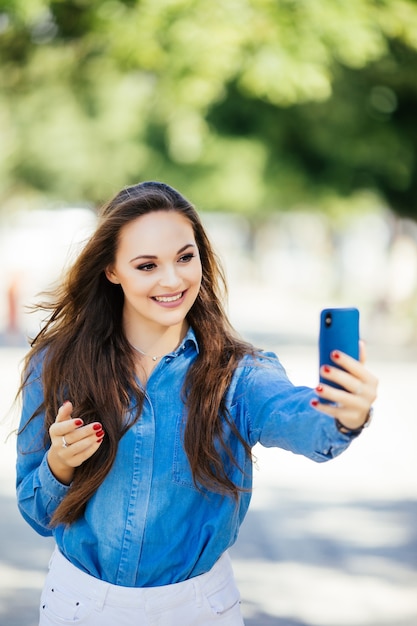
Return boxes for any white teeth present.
[154,293,183,303]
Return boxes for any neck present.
[130,343,165,361]
[125,322,189,361]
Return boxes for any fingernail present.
[311,399,319,407]
[74,419,83,427]
[63,400,71,405]
[315,385,324,393]
[93,423,102,431]
[332,351,341,359]
[323,365,331,373]
[96,430,104,438]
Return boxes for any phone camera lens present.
[325,313,332,327]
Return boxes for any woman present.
[16,181,378,625]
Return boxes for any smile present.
[153,292,184,303]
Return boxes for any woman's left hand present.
[311,340,378,432]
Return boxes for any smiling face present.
[105,210,202,340]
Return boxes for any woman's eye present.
[137,263,156,271]
[179,253,195,263]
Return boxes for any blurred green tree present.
[0,0,416,217]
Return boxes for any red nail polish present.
[74,419,83,427]
[311,399,319,407]
[93,423,102,431]
[96,430,104,438]
[332,351,341,359]
[315,385,324,393]
[323,365,331,373]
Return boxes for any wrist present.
[336,407,373,436]
[47,449,75,485]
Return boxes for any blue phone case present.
[319,307,360,389]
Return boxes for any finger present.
[50,403,83,439]
[311,388,370,425]
[315,382,366,409]
[55,401,74,423]
[55,422,103,448]
[311,398,369,430]
[59,430,105,467]
[321,358,378,402]
[359,339,366,364]
[313,377,376,428]
[324,350,374,386]
[320,366,367,397]
[318,374,376,413]
[330,350,367,378]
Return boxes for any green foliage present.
[0,0,416,216]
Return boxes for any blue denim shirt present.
[16,327,354,587]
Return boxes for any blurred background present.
[0,1,416,625]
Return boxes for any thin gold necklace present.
[130,344,164,362]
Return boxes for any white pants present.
[39,548,244,625]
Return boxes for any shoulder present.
[237,350,287,374]
[22,347,48,384]
[230,349,291,394]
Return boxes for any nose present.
[159,264,182,290]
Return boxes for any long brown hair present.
[19,181,254,525]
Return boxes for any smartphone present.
[319,307,360,390]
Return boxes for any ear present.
[105,266,120,284]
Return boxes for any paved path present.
[1,343,416,626]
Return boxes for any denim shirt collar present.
[175,326,199,355]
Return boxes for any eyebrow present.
[129,243,196,263]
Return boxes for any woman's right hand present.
[47,401,105,485]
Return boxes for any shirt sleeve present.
[16,357,70,536]
[238,352,356,462]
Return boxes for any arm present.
[16,363,69,535]
[16,360,105,535]
[240,349,376,462]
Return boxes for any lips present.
[152,291,185,304]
